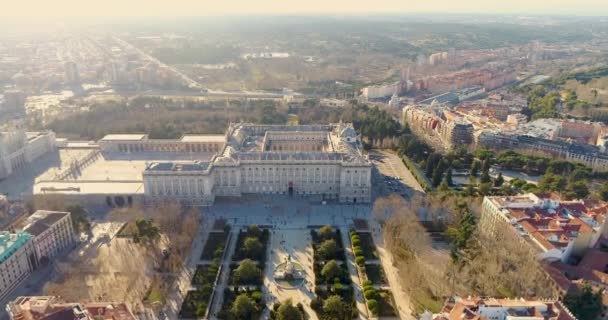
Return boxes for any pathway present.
[369,220,415,320]
[209,230,238,320]
[164,215,213,320]
[264,228,318,320]
[340,227,369,320]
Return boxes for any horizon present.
[2,0,608,19]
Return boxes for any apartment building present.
[0,232,37,301]
[22,211,75,263]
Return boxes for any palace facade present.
[142,123,372,205]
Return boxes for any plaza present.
[180,194,413,320]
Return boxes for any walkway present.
[340,227,369,320]
[208,230,238,320]
[369,220,415,320]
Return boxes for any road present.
[370,149,425,199]
[113,36,203,90]
[369,219,415,320]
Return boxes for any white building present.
[480,194,608,262]
[143,123,372,206]
[426,296,576,320]
[0,124,56,180]
[0,232,37,301]
[98,134,225,153]
[361,82,401,100]
[22,211,75,263]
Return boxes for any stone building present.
[143,123,372,205]
[0,122,56,180]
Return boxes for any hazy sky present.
[3,0,608,17]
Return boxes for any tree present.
[432,161,446,188]
[231,294,256,319]
[599,183,608,201]
[233,259,261,284]
[321,260,341,283]
[482,159,491,173]
[566,181,590,200]
[478,182,492,196]
[247,225,262,238]
[539,173,567,193]
[319,225,334,240]
[318,239,337,260]
[322,295,345,320]
[446,208,477,262]
[134,218,160,243]
[243,237,263,257]
[564,284,603,320]
[445,166,453,186]
[65,204,90,232]
[471,160,480,177]
[494,173,504,187]
[425,153,438,177]
[276,299,303,320]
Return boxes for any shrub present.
[354,248,364,257]
[251,291,263,302]
[310,298,322,311]
[364,289,377,300]
[355,256,365,266]
[362,280,373,287]
[367,299,379,316]
[352,238,361,247]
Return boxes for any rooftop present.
[432,296,576,320]
[146,161,210,172]
[8,296,137,320]
[34,181,144,195]
[22,211,70,236]
[0,231,32,264]
[180,134,226,143]
[486,193,608,252]
[100,134,147,141]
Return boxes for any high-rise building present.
[64,61,80,85]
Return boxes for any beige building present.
[22,211,75,263]
[402,105,474,151]
[143,123,372,205]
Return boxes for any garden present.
[311,225,358,320]
[217,288,266,320]
[232,225,270,263]
[180,221,231,319]
[349,229,396,317]
[201,225,231,261]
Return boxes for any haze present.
[4,0,608,18]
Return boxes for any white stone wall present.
[144,161,372,205]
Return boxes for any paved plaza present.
[370,150,425,199]
[200,194,414,320]
[264,228,317,319]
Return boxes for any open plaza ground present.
[191,194,414,320]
